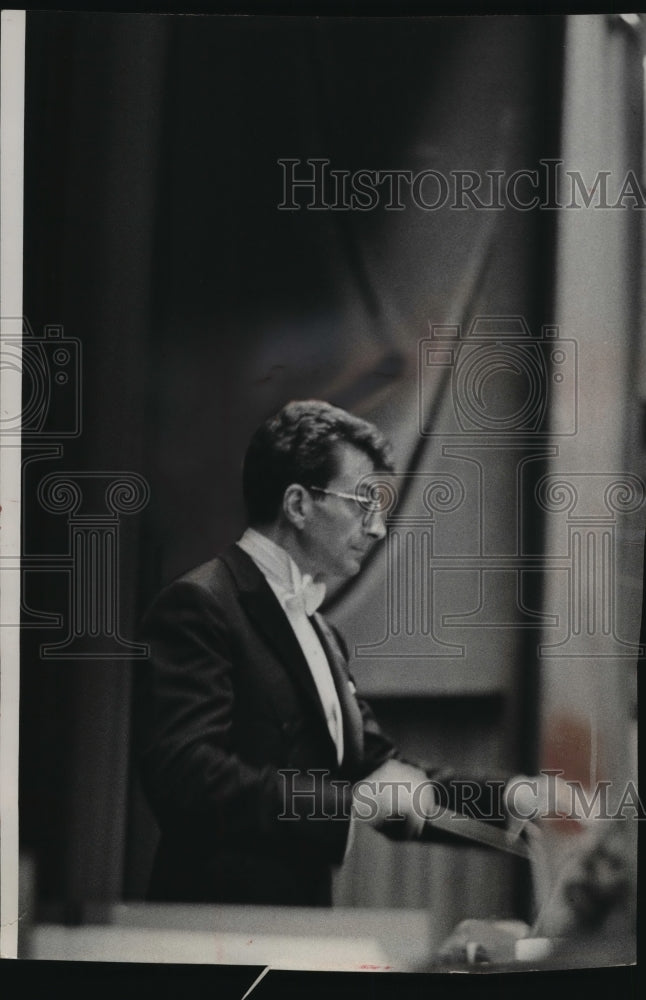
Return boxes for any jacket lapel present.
[219,545,336,748]
[311,612,364,771]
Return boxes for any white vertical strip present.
[542,13,640,806]
[0,8,26,961]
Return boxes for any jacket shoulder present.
[177,555,231,594]
[141,551,238,624]
[143,544,261,616]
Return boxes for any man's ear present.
[282,484,309,529]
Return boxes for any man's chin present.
[339,556,362,579]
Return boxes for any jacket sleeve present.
[135,580,353,862]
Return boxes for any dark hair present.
[242,399,394,525]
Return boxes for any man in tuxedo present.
[136,399,536,906]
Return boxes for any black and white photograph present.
[0,7,642,991]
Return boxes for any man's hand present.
[504,772,571,823]
[352,758,436,839]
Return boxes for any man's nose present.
[365,512,387,540]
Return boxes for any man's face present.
[300,443,387,584]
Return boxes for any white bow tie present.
[283,574,326,617]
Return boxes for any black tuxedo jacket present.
[135,544,403,905]
[136,544,510,905]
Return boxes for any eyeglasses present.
[307,485,385,525]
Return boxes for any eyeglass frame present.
[306,485,386,524]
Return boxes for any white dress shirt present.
[237,527,345,765]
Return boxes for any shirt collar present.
[237,527,307,596]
